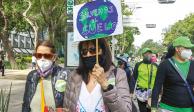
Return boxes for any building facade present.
[0,31,35,55]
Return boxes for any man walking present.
[133,48,158,112]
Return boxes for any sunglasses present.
[81,47,99,56]
[34,53,55,60]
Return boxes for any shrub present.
[4,59,28,70]
[4,61,11,69]
[56,57,64,64]
[24,56,32,63]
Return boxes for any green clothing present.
[137,63,157,89]
[173,36,194,48]
[173,57,190,80]
[160,102,192,112]
[159,58,192,112]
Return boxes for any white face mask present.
[37,58,53,72]
[180,49,192,60]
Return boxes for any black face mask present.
[143,55,151,63]
[83,55,105,71]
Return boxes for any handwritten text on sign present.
[77,1,118,39]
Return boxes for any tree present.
[112,27,140,54]
[109,0,139,55]
[163,14,194,45]
[0,1,17,68]
[138,39,166,56]
[22,0,40,47]
[0,0,34,69]
[23,0,67,45]
[0,0,68,69]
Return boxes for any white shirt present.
[76,81,106,112]
[32,56,36,63]
[30,77,55,112]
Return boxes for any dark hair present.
[77,38,112,84]
[35,40,56,54]
[165,44,175,59]
[155,53,158,58]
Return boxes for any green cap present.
[142,48,152,54]
[173,36,194,48]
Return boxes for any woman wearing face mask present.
[151,36,194,112]
[22,40,69,112]
[133,48,158,112]
[63,38,132,112]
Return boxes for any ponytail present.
[165,44,175,59]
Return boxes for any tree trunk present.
[27,28,34,47]
[23,0,39,49]
[33,24,39,48]
[0,33,18,69]
[0,2,18,69]
[121,34,125,53]
[48,26,55,42]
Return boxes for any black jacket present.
[152,59,194,108]
[22,65,69,112]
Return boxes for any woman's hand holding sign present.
[92,64,108,90]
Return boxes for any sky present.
[125,0,194,47]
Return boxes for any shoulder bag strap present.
[168,58,194,104]
[113,67,117,77]
[148,63,153,89]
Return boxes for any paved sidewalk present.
[0,69,31,80]
[0,69,31,112]
[0,79,26,112]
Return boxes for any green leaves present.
[163,14,194,45]
[0,83,12,112]
[139,39,165,56]
[113,26,139,54]
[0,0,29,32]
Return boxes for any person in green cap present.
[133,48,158,112]
[151,36,194,112]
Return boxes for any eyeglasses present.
[34,53,55,60]
[81,47,99,56]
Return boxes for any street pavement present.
[0,69,31,112]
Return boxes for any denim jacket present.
[22,65,69,112]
